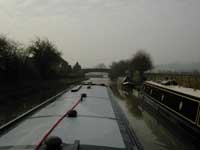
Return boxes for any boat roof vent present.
[67,110,77,117]
[44,136,62,150]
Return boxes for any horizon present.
[1,0,200,68]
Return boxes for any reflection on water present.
[110,82,195,150]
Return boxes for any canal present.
[0,77,198,150]
[110,81,197,150]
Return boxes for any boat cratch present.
[142,81,200,138]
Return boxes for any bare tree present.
[109,60,129,80]
[130,50,153,82]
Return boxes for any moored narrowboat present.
[142,81,200,139]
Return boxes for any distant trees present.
[71,62,84,78]
[28,38,62,79]
[95,63,107,69]
[109,60,129,80]
[0,35,83,82]
[59,60,72,77]
[73,62,81,72]
[109,50,153,82]
[130,50,153,74]
[130,50,153,82]
[0,35,23,81]
[0,35,18,57]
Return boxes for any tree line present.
[109,50,153,83]
[0,35,83,82]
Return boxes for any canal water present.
[111,82,196,150]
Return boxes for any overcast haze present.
[0,0,200,67]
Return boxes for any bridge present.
[82,68,110,73]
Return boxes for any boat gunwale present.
[144,82,200,126]
[143,93,197,125]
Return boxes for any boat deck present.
[0,78,138,150]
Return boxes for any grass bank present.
[0,78,85,126]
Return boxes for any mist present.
[0,0,200,67]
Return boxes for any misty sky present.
[0,0,200,67]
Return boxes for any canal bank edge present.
[107,87,143,150]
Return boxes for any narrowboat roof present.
[0,78,131,150]
[145,81,200,99]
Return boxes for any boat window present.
[161,95,165,102]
